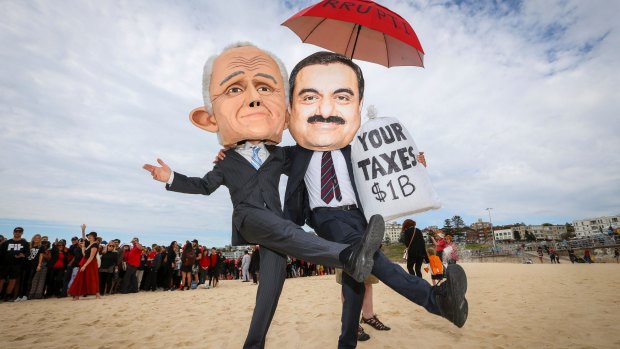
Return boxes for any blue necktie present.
[251,146,263,170]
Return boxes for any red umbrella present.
[282,0,424,67]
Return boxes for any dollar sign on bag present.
[372,182,386,202]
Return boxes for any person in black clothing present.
[99,244,117,295]
[568,248,576,263]
[145,246,162,291]
[164,241,178,291]
[249,245,260,284]
[46,240,69,298]
[19,233,43,301]
[0,227,29,301]
[401,220,429,278]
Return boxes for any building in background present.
[494,228,514,242]
[384,221,431,244]
[512,224,567,241]
[469,219,493,243]
[384,221,402,243]
[573,214,620,237]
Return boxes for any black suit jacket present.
[283,145,364,229]
[167,145,285,246]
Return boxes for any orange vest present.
[429,255,443,275]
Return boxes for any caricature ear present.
[189,107,218,133]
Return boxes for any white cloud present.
[1,0,618,244]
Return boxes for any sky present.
[1,0,618,246]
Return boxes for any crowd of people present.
[0,226,336,303]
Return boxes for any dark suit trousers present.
[311,209,367,349]
[312,209,442,349]
[243,247,287,349]
[237,205,347,267]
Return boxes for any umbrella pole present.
[349,24,362,60]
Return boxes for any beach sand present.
[1,263,618,349]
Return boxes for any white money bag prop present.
[351,106,441,221]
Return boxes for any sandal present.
[357,326,370,341]
[361,314,391,331]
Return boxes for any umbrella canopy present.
[282,0,424,67]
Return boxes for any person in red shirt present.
[430,232,447,262]
[208,247,219,288]
[120,237,142,294]
[199,245,210,287]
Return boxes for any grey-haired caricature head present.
[189,42,289,146]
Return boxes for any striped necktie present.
[251,146,263,170]
[320,151,342,204]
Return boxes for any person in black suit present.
[143,43,384,349]
[283,51,469,349]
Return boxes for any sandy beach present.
[1,263,618,349]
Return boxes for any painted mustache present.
[307,115,345,125]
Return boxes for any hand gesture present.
[417,151,427,168]
[143,158,172,183]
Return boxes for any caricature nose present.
[246,85,264,108]
[318,97,335,117]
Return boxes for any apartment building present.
[384,221,402,243]
[573,214,620,237]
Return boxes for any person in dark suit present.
[143,43,384,349]
[401,219,429,277]
[283,51,469,349]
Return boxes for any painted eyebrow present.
[255,73,277,84]
[334,88,354,96]
[298,88,319,96]
[219,71,244,86]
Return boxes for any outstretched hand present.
[143,158,172,183]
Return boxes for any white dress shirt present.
[304,150,357,210]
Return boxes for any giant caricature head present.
[288,51,364,151]
[189,43,289,147]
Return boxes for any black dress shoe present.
[357,326,370,341]
[343,215,384,283]
[434,264,468,328]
